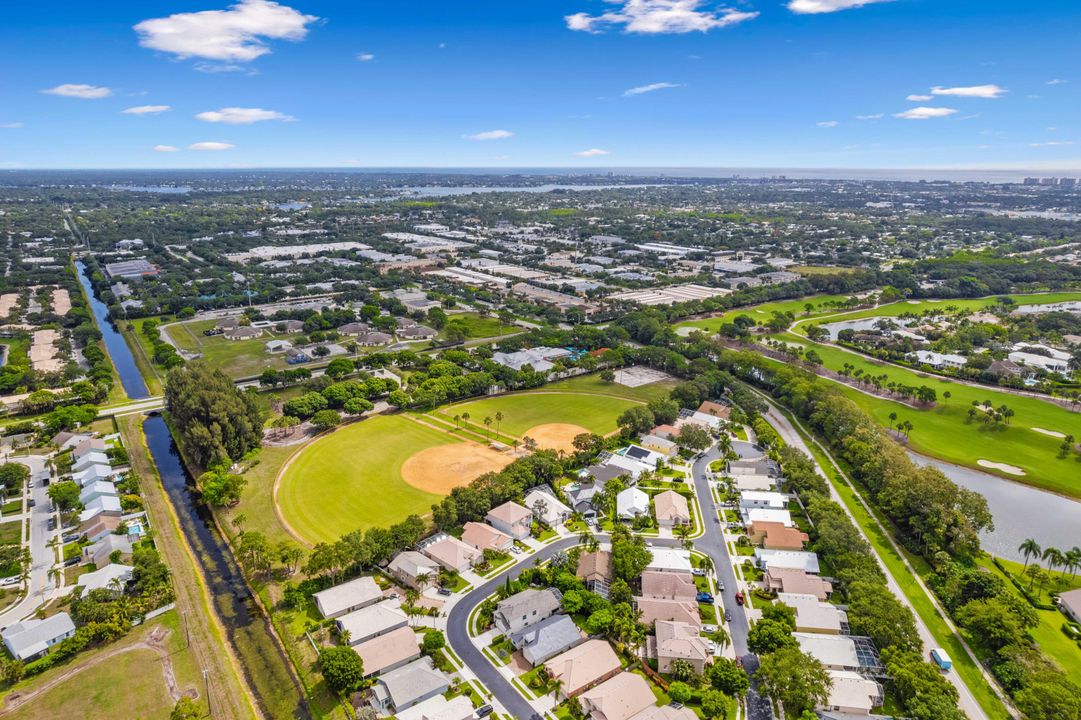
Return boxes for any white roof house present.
[742,508,794,527]
[604,453,653,480]
[738,491,788,509]
[313,575,383,619]
[522,486,572,526]
[72,451,110,473]
[822,670,884,716]
[491,347,570,372]
[370,657,450,714]
[337,599,409,646]
[616,487,650,519]
[73,464,117,486]
[912,350,967,369]
[1008,350,1070,374]
[394,694,475,720]
[732,475,779,492]
[755,549,821,574]
[77,564,134,592]
[1,613,76,661]
[794,633,881,672]
[388,551,441,590]
[778,593,849,634]
[79,495,123,522]
[646,547,693,574]
[79,480,118,506]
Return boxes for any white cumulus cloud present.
[894,106,958,120]
[189,141,235,150]
[41,84,112,99]
[817,120,839,127]
[123,105,171,115]
[855,113,883,120]
[788,0,891,13]
[931,84,1006,99]
[196,107,295,124]
[566,0,757,34]
[624,82,683,96]
[134,0,318,63]
[463,130,513,141]
[153,145,180,152]
[0,123,24,129]
[906,94,932,101]
[576,148,611,157]
[356,52,375,62]
[1046,79,1068,86]
[1030,141,1075,147]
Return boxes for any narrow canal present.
[77,259,307,718]
[75,260,149,399]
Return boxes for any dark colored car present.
[696,591,714,604]
[27,499,36,508]
[475,705,494,718]
[47,517,56,531]
[437,587,453,596]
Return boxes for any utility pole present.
[202,668,211,717]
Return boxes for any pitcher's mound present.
[524,423,591,453]
[401,443,514,494]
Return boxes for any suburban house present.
[742,508,794,528]
[285,348,312,364]
[493,588,561,635]
[388,551,441,591]
[738,491,788,510]
[265,339,293,353]
[576,551,613,586]
[77,564,134,592]
[460,522,513,553]
[621,445,667,469]
[224,326,262,341]
[639,570,696,601]
[748,520,809,550]
[313,576,384,619]
[820,670,885,717]
[79,495,123,523]
[336,599,409,645]
[629,706,698,720]
[646,547,693,574]
[353,625,421,677]
[357,331,394,346]
[733,474,779,492]
[653,490,690,529]
[1,613,76,661]
[71,437,108,459]
[794,633,883,673]
[543,639,622,699]
[1058,587,1081,623]
[579,671,657,720]
[634,597,701,628]
[422,536,481,573]
[52,431,93,452]
[485,501,533,539]
[617,487,650,519]
[778,593,849,635]
[522,486,571,526]
[398,325,437,340]
[509,613,585,665]
[638,434,678,457]
[697,400,731,419]
[764,567,833,601]
[337,322,370,337]
[72,450,110,473]
[728,457,781,477]
[79,480,118,506]
[755,549,821,574]
[79,513,124,543]
[73,464,117,486]
[392,695,474,720]
[652,619,712,674]
[370,657,449,714]
[82,534,132,567]
[911,350,966,370]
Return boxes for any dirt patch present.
[1032,427,1066,439]
[401,443,513,494]
[978,459,1026,476]
[523,423,591,453]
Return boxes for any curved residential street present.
[0,454,59,629]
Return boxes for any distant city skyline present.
[2,0,1079,170]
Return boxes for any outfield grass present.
[447,312,519,339]
[541,373,679,403]
[775,334,1081,498]
[438,390,640,437]
[675,293,856,334]
[277,415,456,544]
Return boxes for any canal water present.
[909,451,1081,562]
[143,415,307,719]
[75,260,149,400]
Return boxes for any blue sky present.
[1,0,1079,170]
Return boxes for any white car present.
[701,624,717,634]
[0,576,20,587]
[692,568,706,577]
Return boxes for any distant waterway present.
[75,260,149,399]
[398,183,665,197]
[908,451,1081,561]
[142,415,308,719]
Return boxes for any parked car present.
[437,587,453,596]
[692,568,706,577]
[735,591,745,606]
[702,624,717,634]
[63,557,80,567]
[475,704,494,718]
[716,581,725,592]
[696,591,714,604]
[724,609,733,622]
[47,518,56,531]
[0,576,19,587]
[62,533,82,544]
[27,499,36,508]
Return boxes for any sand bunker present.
[1032,427,1066,439]
[524,423,591,453]
[978,459,1026,476]
[401,443,513,494]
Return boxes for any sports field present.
[675,293,855,334]
[276,414,511,544]
[437,390,640,441]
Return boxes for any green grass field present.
[164,319,309,378]
[276,414,457,544]
[675,293,856,334]
[541,373,679,403]
[772,332,1081,497]
[437,390,640,437]
[447,312,519,339]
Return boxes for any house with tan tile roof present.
[543,639,622,699]
[652,620,712,674]
[697,401,731,419]
[748,520,809,551]
[764,567,833,601]
[576,551,612,585]
[460,522,513,553]
[353,625,420,677]
[579,672,657,720]
[628,705,698,720]
[634,597,701,628]
[485,500,533,539]
[639,571,696,601]
[653,490,690,529]
[778,593,848,635]
[422,536,481,573]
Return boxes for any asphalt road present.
[0,455,58,629]
[690,447,774,720]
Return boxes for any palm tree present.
[495,411,504,437]
[483,416,493,439]
[1042,547,1066,578]
[1019,538,1041,569]
[943,391,951,404]
[453,414,461,430]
